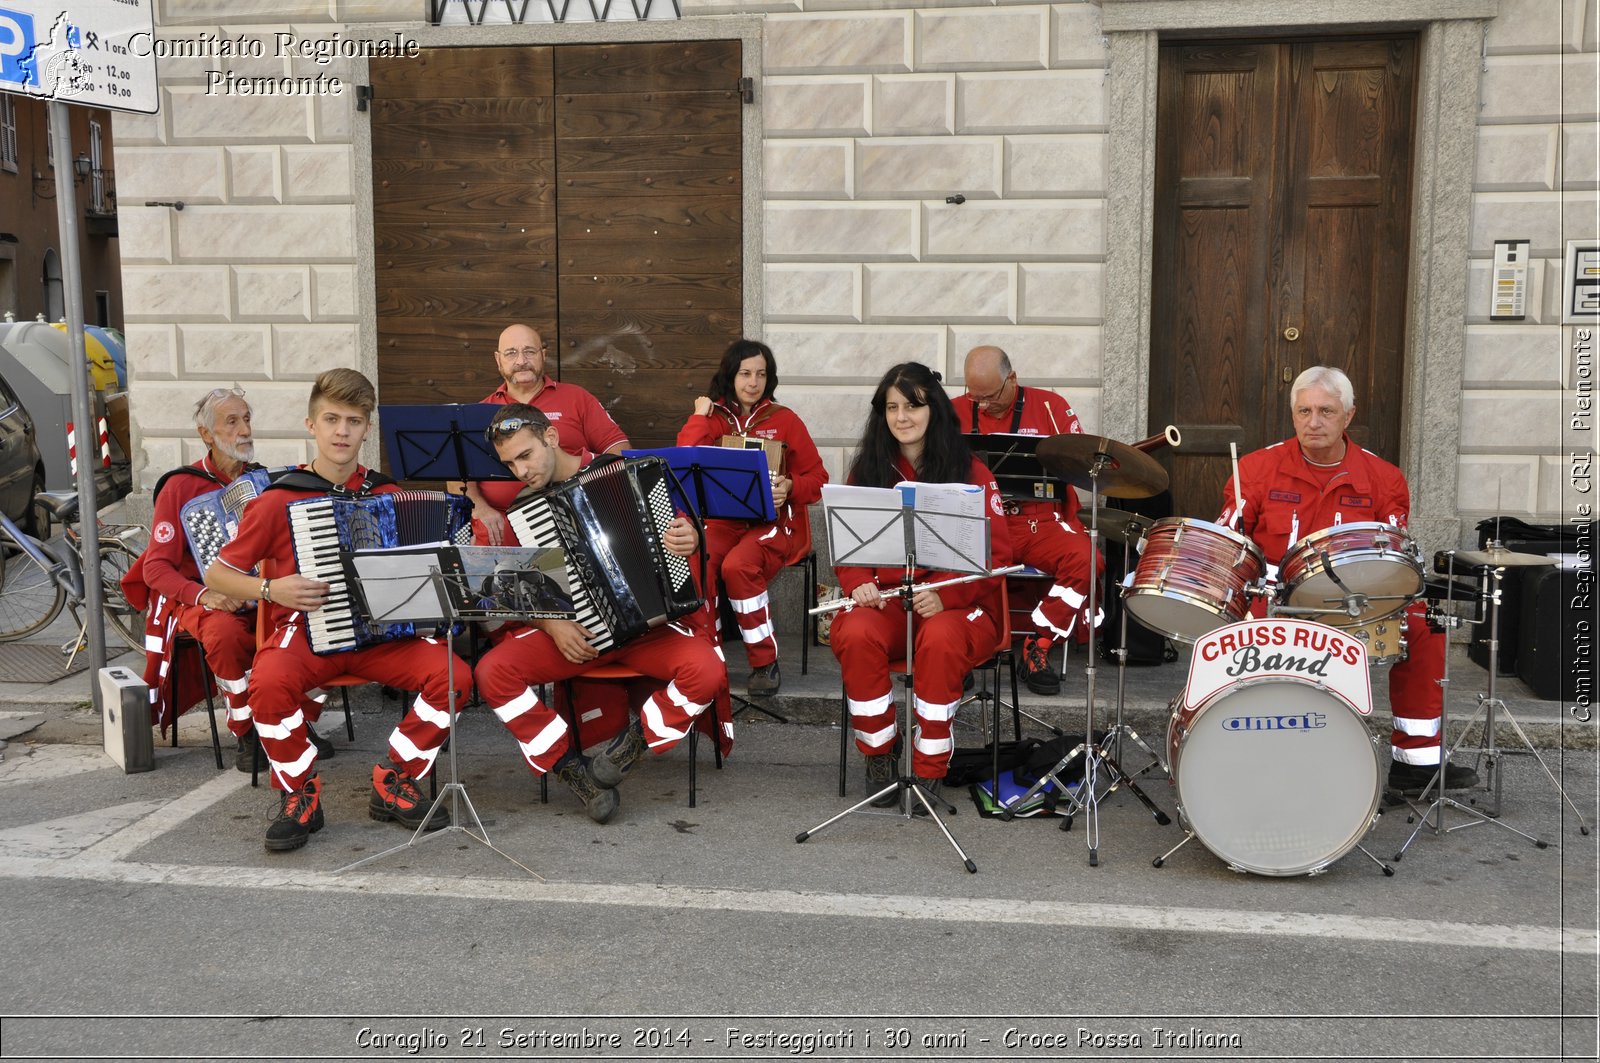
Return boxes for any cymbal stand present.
[337,587,544,878]
[797,554,978,874]
[1101,596,1171,797]
[998,455,1167,864]
[1393,555,1571,860]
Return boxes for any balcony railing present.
[87,167,115,217]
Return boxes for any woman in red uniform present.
[677,339,827,696]
[830,362,1012,799]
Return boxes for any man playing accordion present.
[472,403,722,825]
[204,369,473,852]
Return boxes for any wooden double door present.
[1148,36,1419,518]
[368,41,744,452]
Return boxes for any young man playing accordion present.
[204,369,473,852]
[472,404,722,824]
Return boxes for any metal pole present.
[48,100,106,707]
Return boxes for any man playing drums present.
[951,345,1100,695]
[1218,365,1477,796]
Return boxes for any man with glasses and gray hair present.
[951,345,1102,696]
[454,323,631,547]
[123,387,329,769]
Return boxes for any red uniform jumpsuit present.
[1219,437,1444,766]
[215,468,473,793]
[831,457,1013,780]
[950,386,1102,644]
[126,458,258,738]
[675,397,828,669]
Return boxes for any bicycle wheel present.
[0,539,67,641]
[97,538,146,652]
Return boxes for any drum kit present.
[1001,432,1587,877]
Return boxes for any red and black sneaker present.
[369,764,448,831]
[1020,635,1062,696]
[264,774,323,852]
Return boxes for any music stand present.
[963,432,1071,509]
[332,553,553,879]
[796,481,997,873]
[628,446,786,722]
[379,403,511,484]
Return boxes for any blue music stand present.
[381,403,512,482]
[624,445,775,523]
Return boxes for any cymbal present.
[1037,434,1169,499]
[1078,506,1155,546]
[1451,545,1558,569]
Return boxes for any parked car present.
[0,371,45,533]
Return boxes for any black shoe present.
[368,764,448,831]
[1388,761,1479,796]
[235,733,264,774]
[264,775,323,851]
[865,753,899,807]
[307,728,335,760]
[910,775,944,817]
[555,754,620,824]
[590,720,648,789]
[747,662,781,696]
[1020,636,1062,696]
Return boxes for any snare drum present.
[1123,517,1266,643]
[1278,522,1423,627]
[1167,677,1382,876]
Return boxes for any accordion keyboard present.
[507,495,616,653]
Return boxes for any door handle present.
[1283,326,1300,342]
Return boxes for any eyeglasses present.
[194,386,246,415]
[964,374,1014,405]
[499,346,546,360]
[485,417,547,443]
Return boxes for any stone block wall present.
[1459,0,1597,525]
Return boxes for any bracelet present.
[260,578,271,603]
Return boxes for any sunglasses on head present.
[485,417,547,444]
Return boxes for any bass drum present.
[1167,676,1382,876]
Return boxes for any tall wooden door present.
[369,40,743,461]
[1149,37,1418,518]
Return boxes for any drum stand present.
[998,459,1167,865]
[1103,601,1171,790]
[797,557,978,874]
[336,594,544,879]
[1394,558,1589,859]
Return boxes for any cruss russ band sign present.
[1184,618,1373,718]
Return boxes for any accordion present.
[506,456,701,654]
[287,490,473,654]
[179,468,278,573]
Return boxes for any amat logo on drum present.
[1222,712,1328,732]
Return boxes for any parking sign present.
[0,0,157,115]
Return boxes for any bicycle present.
[0,487,147,660]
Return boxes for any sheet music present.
[897,480,989,575]
[821,481,989,574]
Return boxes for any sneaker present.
[747,662,781,696]
[555,754,620,824]
[1388,761,1479,796]
[865,752,899,807]
[307,728,336,760]
[264,774,323,851]
[368,764,448,831]
[235,733,264,774]
[590,719,648,789]
[1020,636,1062,696]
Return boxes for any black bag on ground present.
[943,733,1096,787]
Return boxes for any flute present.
[810,564,1026,616]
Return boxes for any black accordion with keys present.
[506,455,701,654]
[179,468,279,573]
[287,490,473,654]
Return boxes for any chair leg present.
[341,687,355,741]
[688,726,698,808]
[198,658,224,771]
[800,555,816,676]
[838,681,848,797]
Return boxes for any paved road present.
[0,687,1594,1062]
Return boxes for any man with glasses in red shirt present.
[454,323,631,547]
[950,345,1101,695]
